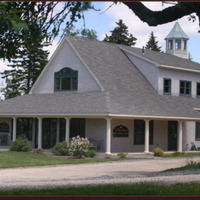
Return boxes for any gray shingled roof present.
[121,45,200,71]
[0,36,200,119]
[0,92,110,115]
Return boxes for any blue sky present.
[0,2,200,84]
[72,2,200,63]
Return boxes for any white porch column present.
[178,121,183,152]
[56,118,60,143]
[37,117,42,149]
[105,118,112,155]
[65,117,70,142]
[32,118,36,146]
[12,117,17,142]
[144,119,150,153]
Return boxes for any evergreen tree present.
[0,77,21,100]
[103,19,137,46]
[65,26,98,40]
[1,23,50,98]
[145,32,161,52]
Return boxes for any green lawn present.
[163,152,200,158]
[0,151,129,169]
[0,183,200,195]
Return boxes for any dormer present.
[165,22,189,59]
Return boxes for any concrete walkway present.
[0,155,200,190]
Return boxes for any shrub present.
[50,142,69,156]
[69,135,92,158]
[84,150,96,158]
[10,137,32,152]
[117,152,128,158]
[152,147,164,157]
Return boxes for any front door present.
[168,121,177,151]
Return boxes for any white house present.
[1,22,200,154]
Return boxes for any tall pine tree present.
[103,19,137,46]
[1,23,50,99]
[145,32,161,52]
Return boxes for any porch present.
[0,116,197,154]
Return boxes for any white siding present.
[159,68,200,98]
[85,119,198,153]
[183,121,200,151]
[31,40,101,94]
[125,52,159,92]
[85,119,106,152]
[111,119,134,152]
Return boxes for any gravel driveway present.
[1,156,200,190]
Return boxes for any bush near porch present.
[10,137,32,152]
[50,135,94,158]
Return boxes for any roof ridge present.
[65,35,139,49]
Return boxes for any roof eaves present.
[159,65,200,73]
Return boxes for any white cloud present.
[44,39,60,59]
[0,60,10,73]
[103,2,199,52]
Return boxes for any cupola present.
[165,22,189,59]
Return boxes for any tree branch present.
[122,2,200,26]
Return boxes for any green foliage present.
[1,20,50,98]
[84,150,96,158]
[2,183,200,195]
[152,147,164,157]
[50,142,70,156]
[10,137,32,152]
[171,151,185,157]
[0,77,21,100]
[145,32,161,52]
[65,26,98,40]
[0,2,95,61]
[185,161,200,169]
[165,161,200,172]
[103,19,137,46]
[117,152,128,158]
[0,151,125,169]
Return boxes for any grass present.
[1,183,200,195]
[164,161,200,172]
[162,152,200,158]
[0,151,130,169]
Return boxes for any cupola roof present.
[165,22,189,40]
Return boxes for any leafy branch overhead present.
[1,2,200,61]
[0,2,93,61]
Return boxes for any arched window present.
[55,67,78,91]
